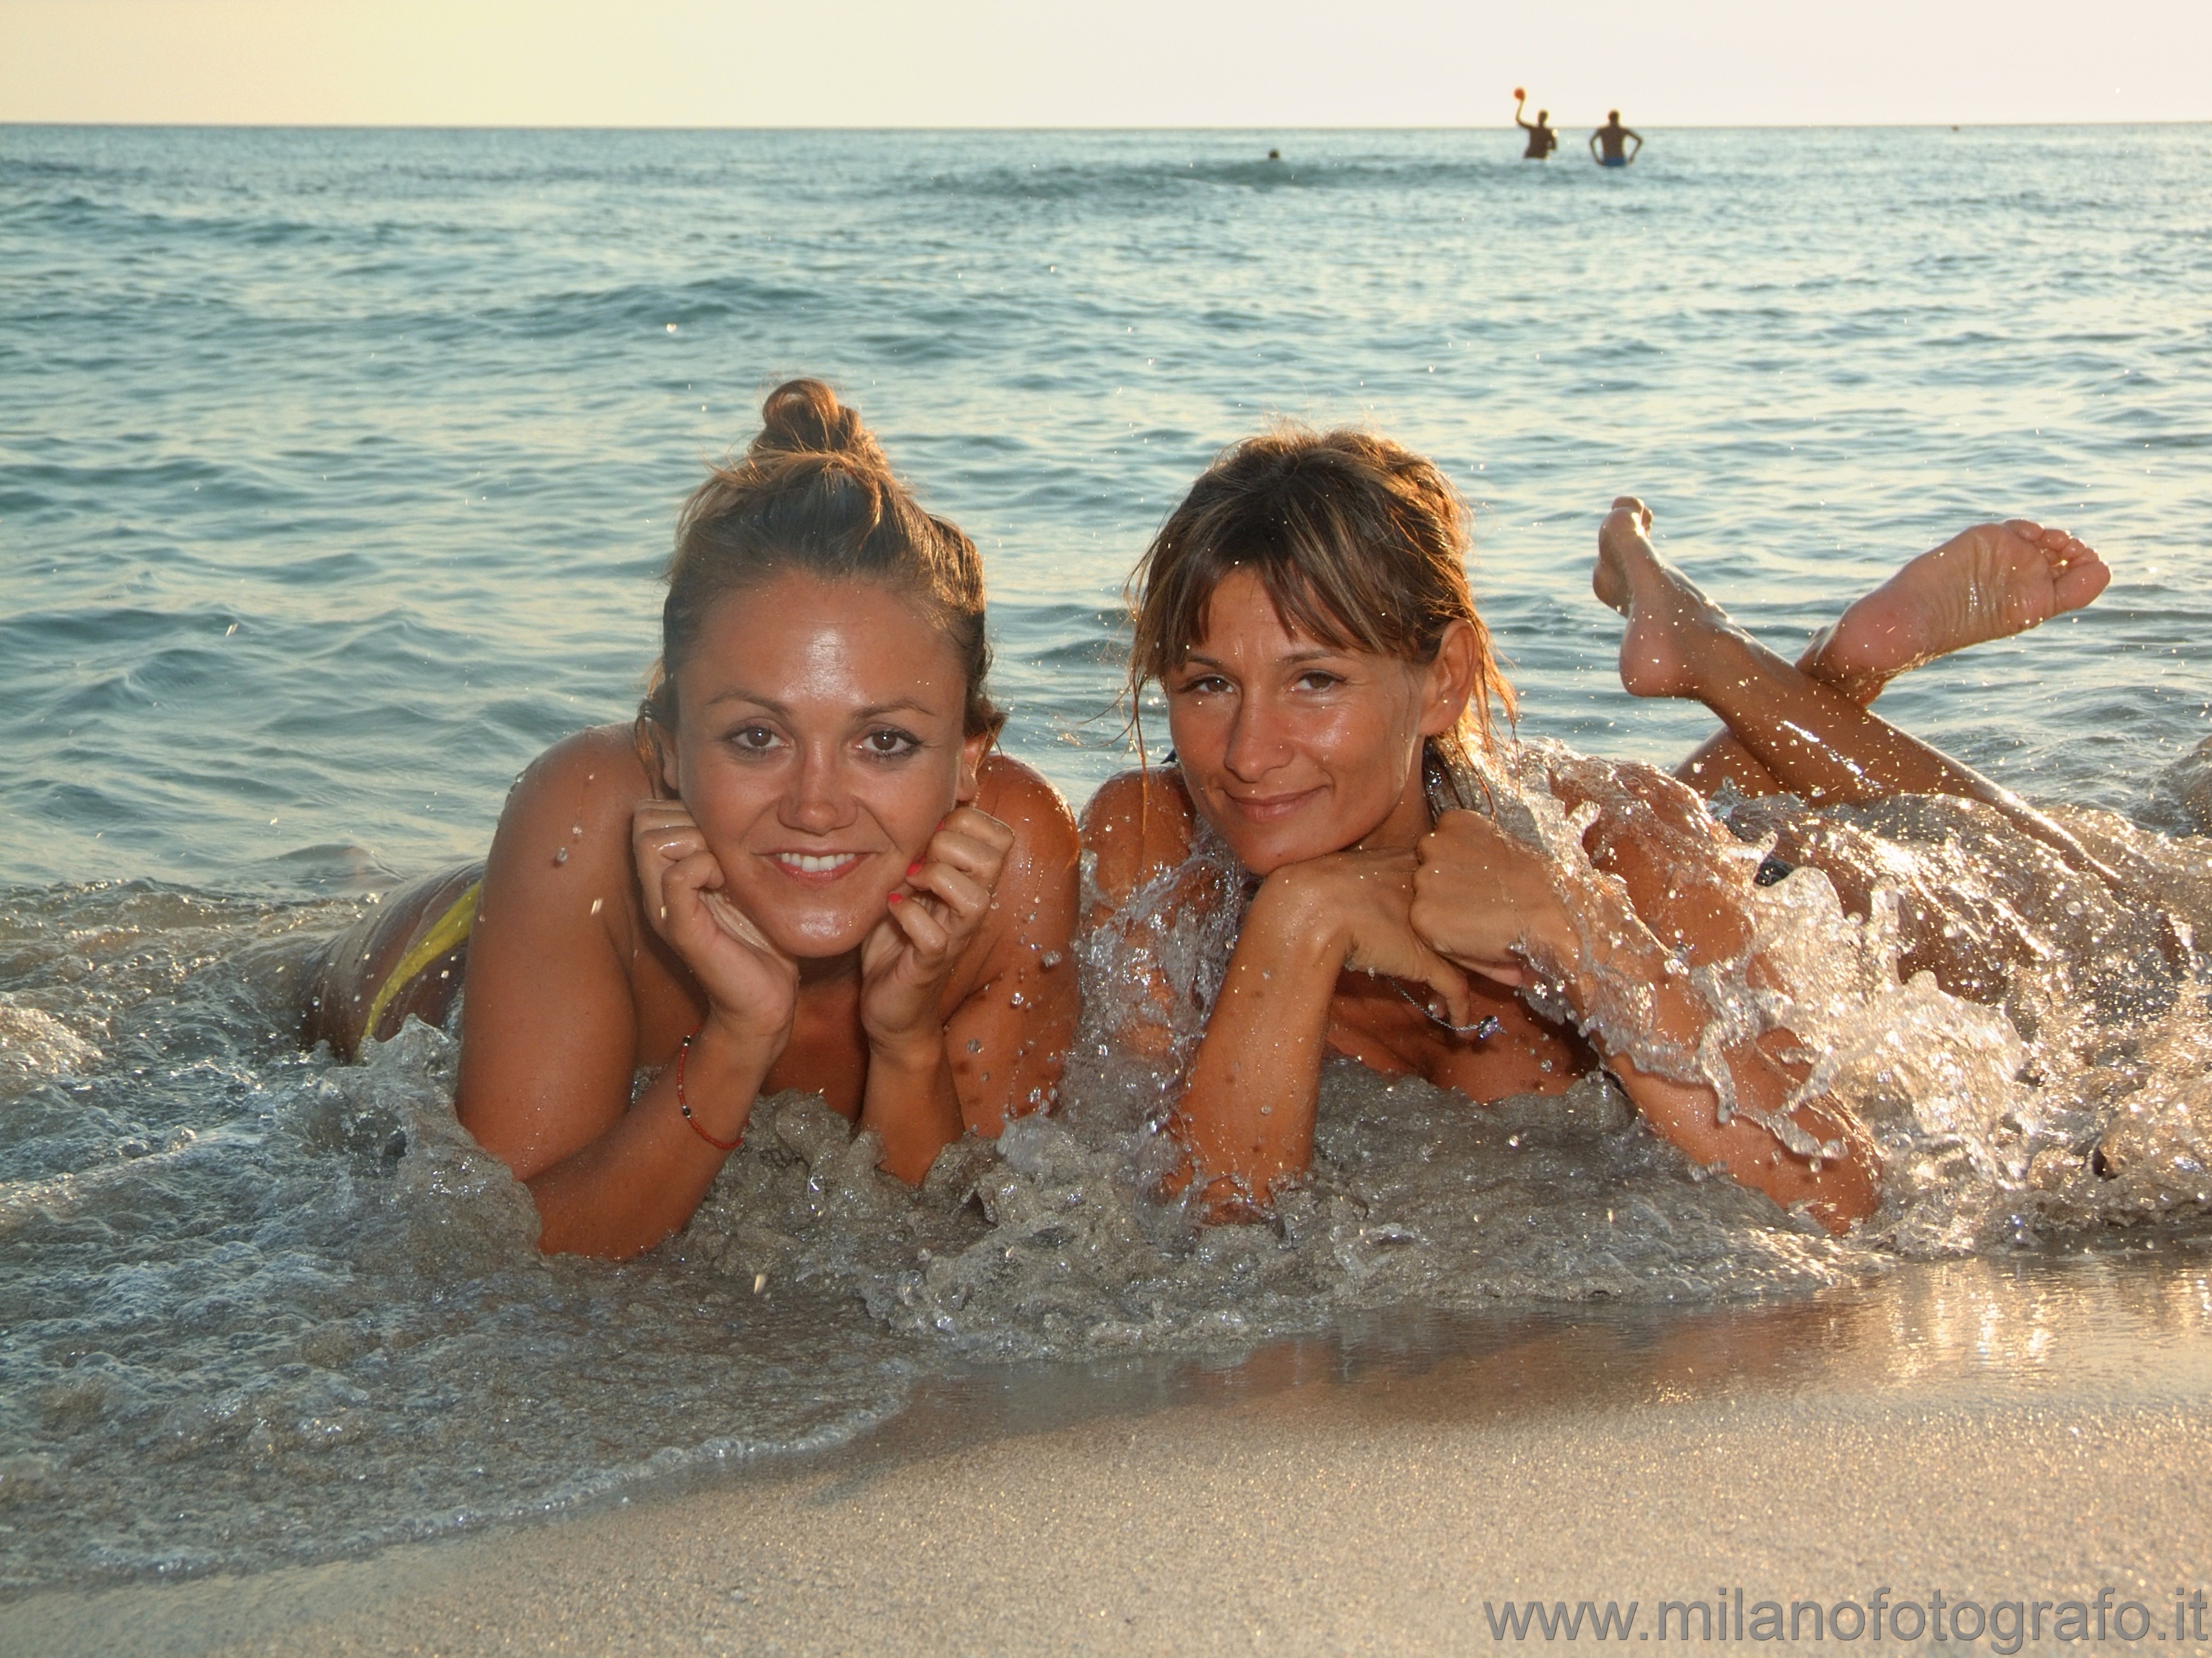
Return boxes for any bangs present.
[1134,459,1450,678]
[1145,538,1392,678]
[1126,423,1515,757]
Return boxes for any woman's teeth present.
[774,851,859,874]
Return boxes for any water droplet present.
[589,897,604,916]
[552,847,569,866]
[1008,992,1025,1007]
[966,1038,982,1053]
[570,823,583,838]
[1039,951,1064,970]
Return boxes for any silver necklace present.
[1388,978,1502,1040]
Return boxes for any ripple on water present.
[7,746,2212,1590]
[5,124,2212,1594]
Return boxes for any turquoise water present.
[3,125,2211,1593]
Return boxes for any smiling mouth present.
[768,851,866,879]
[1220,787,1323,823]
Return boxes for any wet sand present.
[8,1254,2211,1656]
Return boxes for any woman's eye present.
[1176,674,1231,696]
[1294,670,1343,692]
[728,725,782,754]
[862,727,921,758]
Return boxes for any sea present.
[3,124,2211,1595]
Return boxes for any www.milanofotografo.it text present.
[1480,1586,2209,1648]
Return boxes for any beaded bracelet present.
[674,1030,742,1152]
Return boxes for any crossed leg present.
[1592,499,2140,899]
[1668,511,2110,798]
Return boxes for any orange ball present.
[1513,87,1526,100]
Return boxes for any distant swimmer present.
[1267,149,1282,161]
[1512,89,1558,159]
[1590,110,1642,167]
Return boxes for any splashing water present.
[6,745,2212,1592]
[5,120,2212,1597]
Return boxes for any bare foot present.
[1802,520,2111,703]
[1591,497,1742,700]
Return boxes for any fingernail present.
[888,892,903,904]
[907,861,923,876]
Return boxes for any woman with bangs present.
[1082,428,2132,1234]
[305,380,1078,1259]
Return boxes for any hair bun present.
[750,378,886,470]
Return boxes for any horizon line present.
[5,118,2208,133]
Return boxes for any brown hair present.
[1127,424,1514,794]
[638,379,1001,766]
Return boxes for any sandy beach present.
[8,1254,2208,1656]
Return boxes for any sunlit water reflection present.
[3,125,2210,1592]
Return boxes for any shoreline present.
[9,1253,2211,1656]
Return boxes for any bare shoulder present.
[501,723,657,836]
[969,753,1078,960]
[1078,766,1197,917]
[945,756,1081,1132]
[480,723,657,943]
[975,751,1078,857]
[460,724,667,1154]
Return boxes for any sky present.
[3,0,2209,127]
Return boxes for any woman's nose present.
[1221,698,1293,780]
[782,747,857,831]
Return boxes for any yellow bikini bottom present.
[362,879,481,1038]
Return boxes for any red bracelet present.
[674,1030,742,1152]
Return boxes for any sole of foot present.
[1805,520,2111,700]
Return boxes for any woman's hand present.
[1410,811,1575,988]
[859,805,1014,1061]
[631,799,799,1063]
[1262,848,1475,1029]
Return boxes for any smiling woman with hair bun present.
[304,379,1078,1258]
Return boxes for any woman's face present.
[1164,567,1469,875]
[666,570,985,958]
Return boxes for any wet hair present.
[1127,424,1514,797]
[638,379,1001,766]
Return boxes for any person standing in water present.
[1590,110,1642,167]
[1513,89,1558,159]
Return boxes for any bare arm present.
[1411,805,1879,1233]
[857,761,1079,1176]
[1075,768,1204,1065]
[457,730,794,1259]
[940,760,1081,1139]
[1174,852,1473,1214]
[1075,769,1474,1210]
